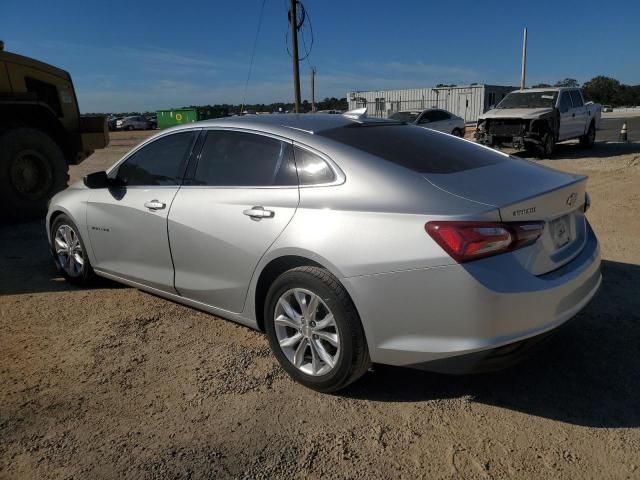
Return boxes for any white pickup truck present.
[475,87,601,157]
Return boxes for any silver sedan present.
[46,112,601,392]
[388,108,466,136]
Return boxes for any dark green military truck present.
[0,41,109,222]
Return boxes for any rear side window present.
[569,90,583,107]
[116,131,198,186]
[192,130,297,186]
[318,124,505,174]
[293,147,335,185]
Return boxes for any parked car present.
[475,88,601,157]
[46,113,601,392]
[388,108,465,136]
[107,116,121,131]
[116,115,152,131]
[602,105,613,113]
[146,115,158,129]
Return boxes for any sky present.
[3,0,639,113]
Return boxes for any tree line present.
[187,97,348,115]
[532,76,640,107]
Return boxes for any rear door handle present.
[144,200,166,210]
[243,206,275,220]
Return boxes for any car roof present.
[511,87,577,93]
[169,113,400,136]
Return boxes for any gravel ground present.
[1,131,640,479]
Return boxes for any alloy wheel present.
[54,224,85,278]
[273,288,340,376]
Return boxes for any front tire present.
[0,129,68,223]
[264,266,370,392]
[51,214,95,285]
[536,132,555,159]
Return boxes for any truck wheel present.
[451,128,463,137]
[579,123,596,148]
[0,128,68,223]
[536,133,555,159]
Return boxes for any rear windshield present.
[317,124,505,174]
[388,111,420,123]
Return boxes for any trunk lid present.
[423,157,588,275]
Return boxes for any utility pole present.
[311,66,316,112]
[289,0,302,113]
[520,27,527,90]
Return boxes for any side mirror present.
[83,171,124,189]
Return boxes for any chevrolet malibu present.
[46,113,601,392]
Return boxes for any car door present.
[557,91,574,141]
[437,110,455,132]
[569,90,587,137]
[86,129,200,292]
[168,129,300,313]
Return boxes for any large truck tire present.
[0,128,68,223]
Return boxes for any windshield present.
[496,91,558,109]
[388,111,420,123]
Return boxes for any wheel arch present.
[252,253,360,333]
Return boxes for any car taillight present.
[425,221,544,263]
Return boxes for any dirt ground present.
[2,131,640,479]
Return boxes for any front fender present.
[45,186,94,263]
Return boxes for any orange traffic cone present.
[619,123,628,142]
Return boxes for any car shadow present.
[342,259,640,429]
[513,141,640,160]
[0,220,123,295]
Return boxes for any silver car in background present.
[117,115,152,131]
[388,108,466,136]
[46,113,601,392]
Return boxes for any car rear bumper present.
[343,222,601,371]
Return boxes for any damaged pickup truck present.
[475,87,601,157]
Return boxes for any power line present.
[241,0,267,112]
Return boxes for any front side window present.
[192,130,297,186]
[569,90,584,107]
[116,131,198,186]
[293,147,335,185]
[559,92,573,113]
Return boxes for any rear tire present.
[264,266,370,392]
[452,128,463,137]
[580,122,596,148]
[51,214,95,285]
[0,128,68,223]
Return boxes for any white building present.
[348,84,516,123]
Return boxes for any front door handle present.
[144,200,166,210]
[243,206,275,220]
